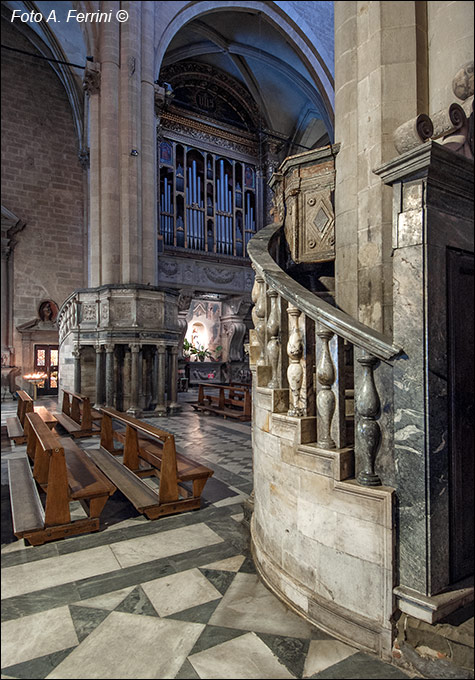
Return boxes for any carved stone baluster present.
[316,326,336,449]
[356,352,382,486]
[287,304,304,416]
[266,290,280,388]
[251,269,267,366]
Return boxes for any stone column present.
[105,343,115,408]
[154,343,167,415]
[127,343,142,417]
[1,213,25,367]
[83,63,101,287]
[99,2,121,284]
[94,345,104,408]
[72,345,81,394]
[167,346,180,414]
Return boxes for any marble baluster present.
[104,343,115,408]
[286,304,304,416]
[356,351,382,486]
[252,272,267,366]
[154,343,167,416]
[127,343,142,417]
[315,326,336,449]
[266,290,281,388]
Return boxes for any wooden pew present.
[6,390,57,444]
[8,412,116,546]
[86,408,214,519]
[191,383,251,421]
[54,389,102,438]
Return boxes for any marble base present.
[394,578,474,624]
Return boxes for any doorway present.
[34,345,59,396]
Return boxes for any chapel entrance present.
[34,344,59,396]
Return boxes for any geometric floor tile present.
[141,568,222,617]
[256,633,311,679]
[74,586,135,611]
[202,554,246,572]
[108,524,224,569]
[1,607,79,668]
[45,612,205,679]
[198,567,236,595]
[165,598,222,625]
[208,573,315,639]
[115,585,159,617]
[1,546,122,600]
[68,605,111,643]
[309,651,412,679]
[188,631,297,679]
[0,648,76,680]
[302,639,357,677]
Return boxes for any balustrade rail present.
[248,222,403,486]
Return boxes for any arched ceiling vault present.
[158,3,334,151]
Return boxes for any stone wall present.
[428,1,474,115]
[1,19,85,368]
[333,1,429,335]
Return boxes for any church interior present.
[1,1,474,678]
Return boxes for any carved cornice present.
[160,110,257,154]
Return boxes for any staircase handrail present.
[248,222,403,362]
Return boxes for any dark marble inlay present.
[1,582,82,623]
[312,651,411,679]
[1,647,76,679]
[174,658,201,680]
[165,598,222,624]
[238,555,257,574]
[198,568,236,595]
[255,632,310,678]
[188,623,248,654]
[114,585,159,617]
[68,604,110,642]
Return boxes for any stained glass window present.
[36,349,46,366]
[50,349,58,366]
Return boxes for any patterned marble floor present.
[1,394,413,679]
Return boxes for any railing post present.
[355,351,382,486]
[251,269,267,366]
[266,289,281,387]
[315,326,336,449]
[287,304,304,416]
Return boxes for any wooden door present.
[447,248,474,582]
[34,345,59,396]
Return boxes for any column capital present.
[104,343,115,353]
[129,343,141,353]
